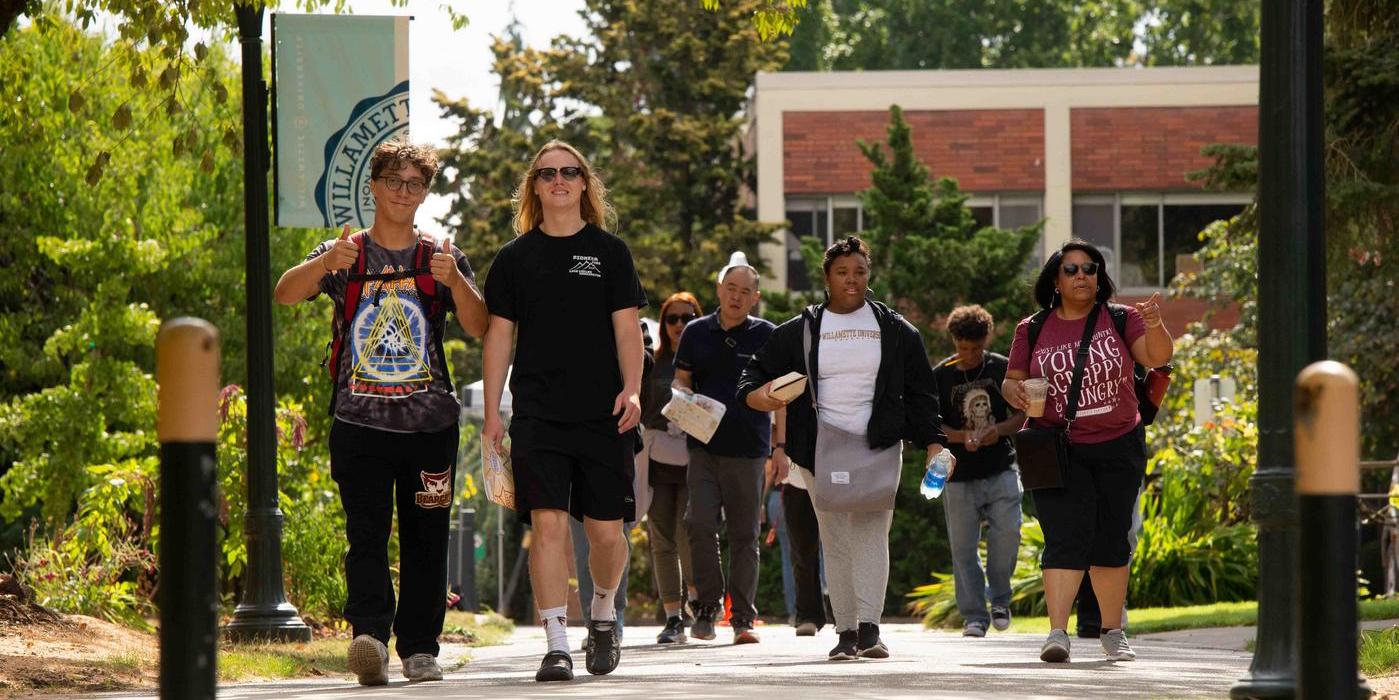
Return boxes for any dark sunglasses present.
[664,313,698,326]
[535,166,584,183]
[1062,262,1100,276]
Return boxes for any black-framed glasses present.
[376,175,427,196]
[665,313,698,326]
[1062,262,1099,276]
[535,166,584,183]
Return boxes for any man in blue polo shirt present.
[673,252,776,645]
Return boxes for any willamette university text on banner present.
[273,14,409,229]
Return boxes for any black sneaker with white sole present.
[856,622,889,658]
[828,630,859,660]
[585,621,620,675]
[657,615,687,644]
[690,603,718,641]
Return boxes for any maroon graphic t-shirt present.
[1007,306,1147,445]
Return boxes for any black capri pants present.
[1032,426,1146,570]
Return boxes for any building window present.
[967,194,1045,267]
[785,196,862,291]
[1072,193,1250,290]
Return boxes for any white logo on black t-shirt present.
[569,255,602,278]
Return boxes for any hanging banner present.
[273,14,410,229]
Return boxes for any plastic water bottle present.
[920,449,953,499]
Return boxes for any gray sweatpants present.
[813,506,894,632]
[685,447,764,626]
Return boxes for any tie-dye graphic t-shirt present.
[306,233,476,433]
[1007,306,1146,445]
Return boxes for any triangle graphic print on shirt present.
[349,266,433,399]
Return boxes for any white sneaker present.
[347,635,389,686]
[402,653,443,681]
[1102,629,1137,661]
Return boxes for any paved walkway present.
[91,622,1253,699]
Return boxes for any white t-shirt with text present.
[816,302,882,436]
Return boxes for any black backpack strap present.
[1106,303,1130,345]
[1026,308,1052,354]
[1064,303,1105,426]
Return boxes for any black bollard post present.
[156,319,221,699]
[1294,362,1366,699]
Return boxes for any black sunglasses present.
[664,313,698,326]
[535,166,584,183]
[1062,262,1100,276]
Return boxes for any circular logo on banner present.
[315,80,410,228]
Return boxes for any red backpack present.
[322,231,451,415]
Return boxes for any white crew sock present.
[591,584,618,624]
[540,606,569,653]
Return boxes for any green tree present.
[784,0,1259,71]
[855,105,1041,354]
[437,0,788,311]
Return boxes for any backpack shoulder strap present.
[1107,303,1130,343]
[1026,308,1052,352]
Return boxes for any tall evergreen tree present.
[856,105,1040,354]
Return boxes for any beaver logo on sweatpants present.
[415,470,452,508]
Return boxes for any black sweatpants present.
[330,419,458,659]
[782,484,826,628]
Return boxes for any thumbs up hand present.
[430,235,466,290]
[319,224,359,273]
[1135,291,1164,329]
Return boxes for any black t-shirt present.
[484,224,648,422]
[674,314,776,458]
[931,351,1016,482]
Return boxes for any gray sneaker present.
[346,635,389,686]
[1040,629,1071,662]
[402,653,443,682]
[962,620,988,638]
[1101,629,1137,661]
[991,605,1012,631]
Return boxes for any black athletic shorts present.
[509,416,636,526]
[1031,426,1147,570]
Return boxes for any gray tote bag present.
[803,317,903,512]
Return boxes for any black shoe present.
[657,615,687,644]
[856,622,889,658]
[535,651,573,682]
[691,603,717,641]
[1077,621,1102,639]
[828,630,859,660]
[585,621,620,675]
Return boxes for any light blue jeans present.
[942,469,1023,626]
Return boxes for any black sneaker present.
[657,615,687,644]
[535,651,573,682]
[585,621,620,675]
[828,630,859,660]
[856,622,889,658]
[691,603,717,641]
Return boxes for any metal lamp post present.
[224,2,311,644]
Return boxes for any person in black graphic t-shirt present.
[273,140,488,687]
[931,305,1025,639]
[480,141,647,683]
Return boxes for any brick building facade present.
[752,67,1258,330]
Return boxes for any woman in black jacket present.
[738,236,951,661]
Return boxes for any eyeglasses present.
[664,313,698,326]
[1062,262,1100,276]
[535,166,584,183]
[376,175,427,196]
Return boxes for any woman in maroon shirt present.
[1002,240,1173,664]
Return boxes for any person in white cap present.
[671,251,778,644]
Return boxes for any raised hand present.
[319,224,359,273]
[430,235,465,290]
[1135,291,1164,329]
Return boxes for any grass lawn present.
[1002,598,1399,636]
[218,611,514,683]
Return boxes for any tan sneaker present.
[346,635,389,686]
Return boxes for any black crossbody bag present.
[1012,303,1103,491]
